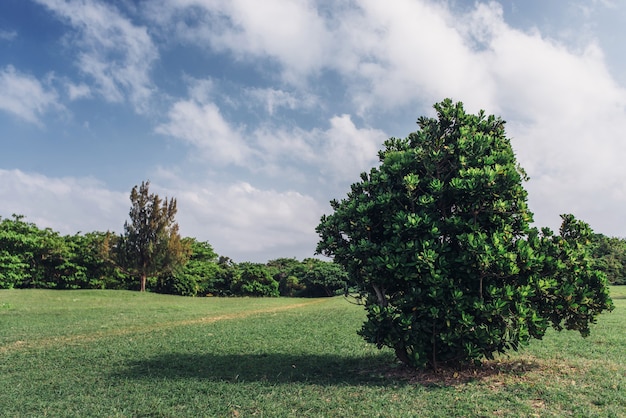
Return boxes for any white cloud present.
[250,115,386,189]
[148,0,495,112]
[0,29,17,41]
[158,76,384,184]
[161,179,325,261]
[159,97,385,188]
[184,76,215,104]
[272,114,384,180]
[333,0,495,114]
[66,82,92,101]
[0,169,127,234]
[246,87,317,115]
[34,0,158,113]
[156,99,253,165]
[151,0,332,83]
[253,126,317,168]
[0,66,60,125]
[309,114,386,180]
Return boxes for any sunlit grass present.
[1,288,624,417]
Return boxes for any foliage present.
[0,216,30,289]
[316,99,613,369]
[116,181,189,292]
[64,232,132,289]
[232,262,279,297]
[591,233,626,285]
[531,216,614,337]
[212,256,240,296]
[156,238,226,296]
[267,257,348,297]
[0,214,86,289]
[268,258,307,296]
[0,215,132,290]
[299,258,349,297]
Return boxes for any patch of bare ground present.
[376,356,544,387]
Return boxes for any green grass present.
[1,288,624,417]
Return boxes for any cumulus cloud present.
[335,0,496,114]
[34,0,158,113]
[0,66,61,125]
[245,87,318,115]
[66,82,92,101]
[153,0,499,111]
[0,169,127,234]
[149,0,332,83]
[0,29,17,41]
[168,180,324,260]
[319,114,385,178]
[157,76,385,184]
[156,99,253,165]
[253,114,385,181]
[158,93,385,189]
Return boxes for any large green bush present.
[316,99,613,369]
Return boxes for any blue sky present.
[1,0,625,262]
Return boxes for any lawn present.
[0,287,624,417]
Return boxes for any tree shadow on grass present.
[114,352,398,386]
[114,351,542,387]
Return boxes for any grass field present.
[1,287,624,417]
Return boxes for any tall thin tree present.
[118,181,188,292]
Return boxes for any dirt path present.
[0,299,328,354]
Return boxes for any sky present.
[1,0,625,263]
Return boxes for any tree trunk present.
[372,284,387,307]
[394,344,411,366]
[140,274,146,292]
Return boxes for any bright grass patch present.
[0,288,624,417]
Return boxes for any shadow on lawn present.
[115,352,400,386]
[115,351,541,387]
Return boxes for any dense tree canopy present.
[0,215,127,289]
[591,234,626,285]
[0,211,348,297]
[316,99,613,369]
[0,215,86,289]
[232,262,280,297]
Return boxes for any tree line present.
[0,182,624,298]
[0,199,349,297]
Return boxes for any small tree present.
[267,258,306,297]
[117,181,189,292]
[590,233,626,285]
[232,262,279,297]
[299,258,349,297]
[156,238,223,296]
[316,99,613,369]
